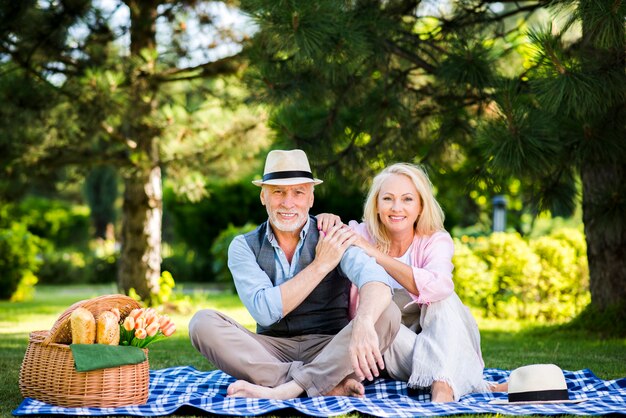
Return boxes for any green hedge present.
[453,228,590,322]
[210,223,258,292]
[14,197,90,248]
[0,222,41,300]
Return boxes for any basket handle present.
[42,294,142,346]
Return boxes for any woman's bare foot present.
[324,377,365,397]
[431,380,454,403]
[490,382,508,392]
[227,380,303,399]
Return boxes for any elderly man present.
[189,149,400,399]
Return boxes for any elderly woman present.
[318,163,504,402]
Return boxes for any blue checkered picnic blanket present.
[13,367,626,416]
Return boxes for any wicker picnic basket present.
[19,294,150,408]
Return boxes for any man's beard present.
[267,210,307,233]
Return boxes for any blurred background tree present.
[1,0,622,329]
[479,0,625,312]
[239,0,624,314]
[0,0,269,302]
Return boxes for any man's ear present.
[309,188,315,208]
[260,189,266,205]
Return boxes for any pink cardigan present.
[348,221,455,318]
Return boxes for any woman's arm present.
[409,232,455,304]
[354,242,419,295]
[349,224,455,302]
[345,220,419,295]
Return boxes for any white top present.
[389,244,413,289]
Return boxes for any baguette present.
[70,307,96,344]
[96,310,120,345]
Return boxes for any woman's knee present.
[379,301,401,329]
[376,302,402,346]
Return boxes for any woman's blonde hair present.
[363,163,445,254]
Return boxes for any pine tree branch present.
[20,146,130,170]
[160,120,260,165]
[0,44,79,100]
[153,52,246,83]
[395,29,447,62]
[489,3,546,24]
[101,122,137,149]
[384,0,421,16]
[440,1,547,30]
[384,40,437,73]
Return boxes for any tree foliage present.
[240,0,551,229]
[479,0,625,310]
[240,0,625,312]
[0,1,269,301]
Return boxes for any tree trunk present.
[581,162,626,310]
[117,0,162,301]
[118,165,162,299]
[579,2,626,311]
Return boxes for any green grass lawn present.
[1,284,625,417]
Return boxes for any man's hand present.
[349,315,384,382]
[313,223,357,272]
[279,223,356,317]
[349,281,393,382]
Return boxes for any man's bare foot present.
[324,377,365,397]
[227,380,274,398]
[431,380,454,403]
[490,382,508,392]
[227,380,303,399]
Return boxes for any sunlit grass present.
[1,284,625,418]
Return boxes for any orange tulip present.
[135,328,147,339]
[158,315,171,329]
[145,311,158,325]
[162,323,176,337]
[146,322,160,337]
[134,317,145,330]
[123,316,135,331]
[129,308,143,321]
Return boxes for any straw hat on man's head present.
[252,149,323,187]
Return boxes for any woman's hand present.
[353,235,378,258]
[316,213,343,233]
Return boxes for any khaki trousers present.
[189,303,400,397]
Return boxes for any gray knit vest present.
[243,217,351,337]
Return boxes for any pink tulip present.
[162,323,176,337]
[145,311,158,326]
[135,328,147,339]
[134,317,145,330]
[146,322,160,337]
[123,316,135,331]
[158,315,171,329]
[129,308,143,321]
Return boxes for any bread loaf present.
[70,307,96,344]
[96,310,120,345]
